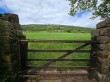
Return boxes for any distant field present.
[22,24,94,33]
[23,31,91,66]
[24,31,91,40]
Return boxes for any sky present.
[0,0,102,28]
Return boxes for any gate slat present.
[28,49,91,53]
[19,39,91,43]
[26,65,90,69]
[27,58,90,61]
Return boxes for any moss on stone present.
[3,55,11,62]
[0,20,9,27]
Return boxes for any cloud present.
[0,0,102,28]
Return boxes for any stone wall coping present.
[96,18,110,29]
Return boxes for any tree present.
[68,0,110,19]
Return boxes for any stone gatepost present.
[91,18,110,82]
[0,13,26,82]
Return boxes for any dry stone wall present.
[91,18,110,82]
[0,13,26,82]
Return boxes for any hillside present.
[22,24,95,33]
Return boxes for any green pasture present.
[23,31,91,66]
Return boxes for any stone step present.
[22,76,97,82]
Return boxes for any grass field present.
[23,31,91,67]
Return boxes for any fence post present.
[0,13,25,82]
[19,35,28,70]
[90,18,110,82]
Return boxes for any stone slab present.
[97,36,110,43]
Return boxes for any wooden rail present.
[27,58,90,61]
[18,39,91,43]
[26,65,90,69]
[24,72,88,76]
[28,49,91,53]
[26,66,96,70]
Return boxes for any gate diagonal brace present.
[42,43,90,67]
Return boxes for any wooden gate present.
[19,39,93,69]
[18,39,95,81]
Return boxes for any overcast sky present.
[0,0,102,28]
